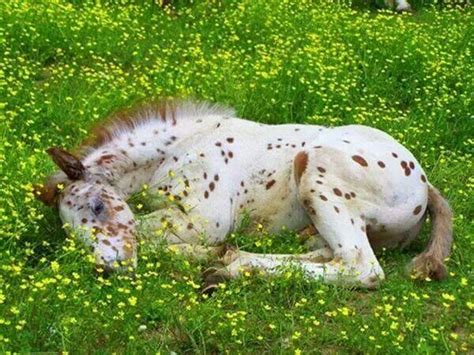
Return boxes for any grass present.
[0,0,473,352]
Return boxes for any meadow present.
[0,0,473,352]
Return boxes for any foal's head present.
[35,147,137,273]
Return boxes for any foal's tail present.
[407,185,453,280]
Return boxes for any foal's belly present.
[236,166,311,234]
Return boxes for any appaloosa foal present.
[35,101,452,289]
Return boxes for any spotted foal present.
[35,100,452,288]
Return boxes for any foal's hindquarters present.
[209,125,452,289]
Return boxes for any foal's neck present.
[82,117,208,197]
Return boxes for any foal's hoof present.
[201,268,231,295]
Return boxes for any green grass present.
[0,0,473,352]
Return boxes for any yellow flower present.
[51,261,60,273]
[128,296,137,306]
[442,293,455,302]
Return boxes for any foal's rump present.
[300,124,430,237]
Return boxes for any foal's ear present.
[46,147,86,180]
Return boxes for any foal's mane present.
[79,99,236,153]
[35,99,236,206]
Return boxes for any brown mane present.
[78,99,178,154]
[76,98,236,155]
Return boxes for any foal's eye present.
[91,200,105,216]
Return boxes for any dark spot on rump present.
[344,193,351,200]
[377,161,386,168]
[350,192,356,198]
[334,206,340,213]
[203,172,207,179]
[413,205,422,215]
[401,161,408,169]
[333,188,342,197]
[214,174,219,181]
[204,191,209,199]
[343,140,350,144]
[421,174,427,183]
[317,166,326,173]
[101,239,111,246]
[392,152,398,158]
[405,168,411,176]
[226,137,234,143]
[316,180,323,185]
[320,195,328,201]
[209,182,215,191]
[351,218,354,225]
[337,243,342,248]
[215,142,222,147]
[228,151,234,158]
[266,180,276,189]
[187,223,194,230]
[409,161,415,169]
[294,151,308,185]
[81,218,88,223]
[352,155,368,167]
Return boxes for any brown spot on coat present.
[293,151,308,185]
[333,188,342,197]
[96,154,116,165]
[266,179,276,190]
[320,195,328,201]
[421,174,427,183]
[413,205,422,215]
[377,161,386,168]
[409,161,415,169]
[317,166,326,173]
[352,155,368,167]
